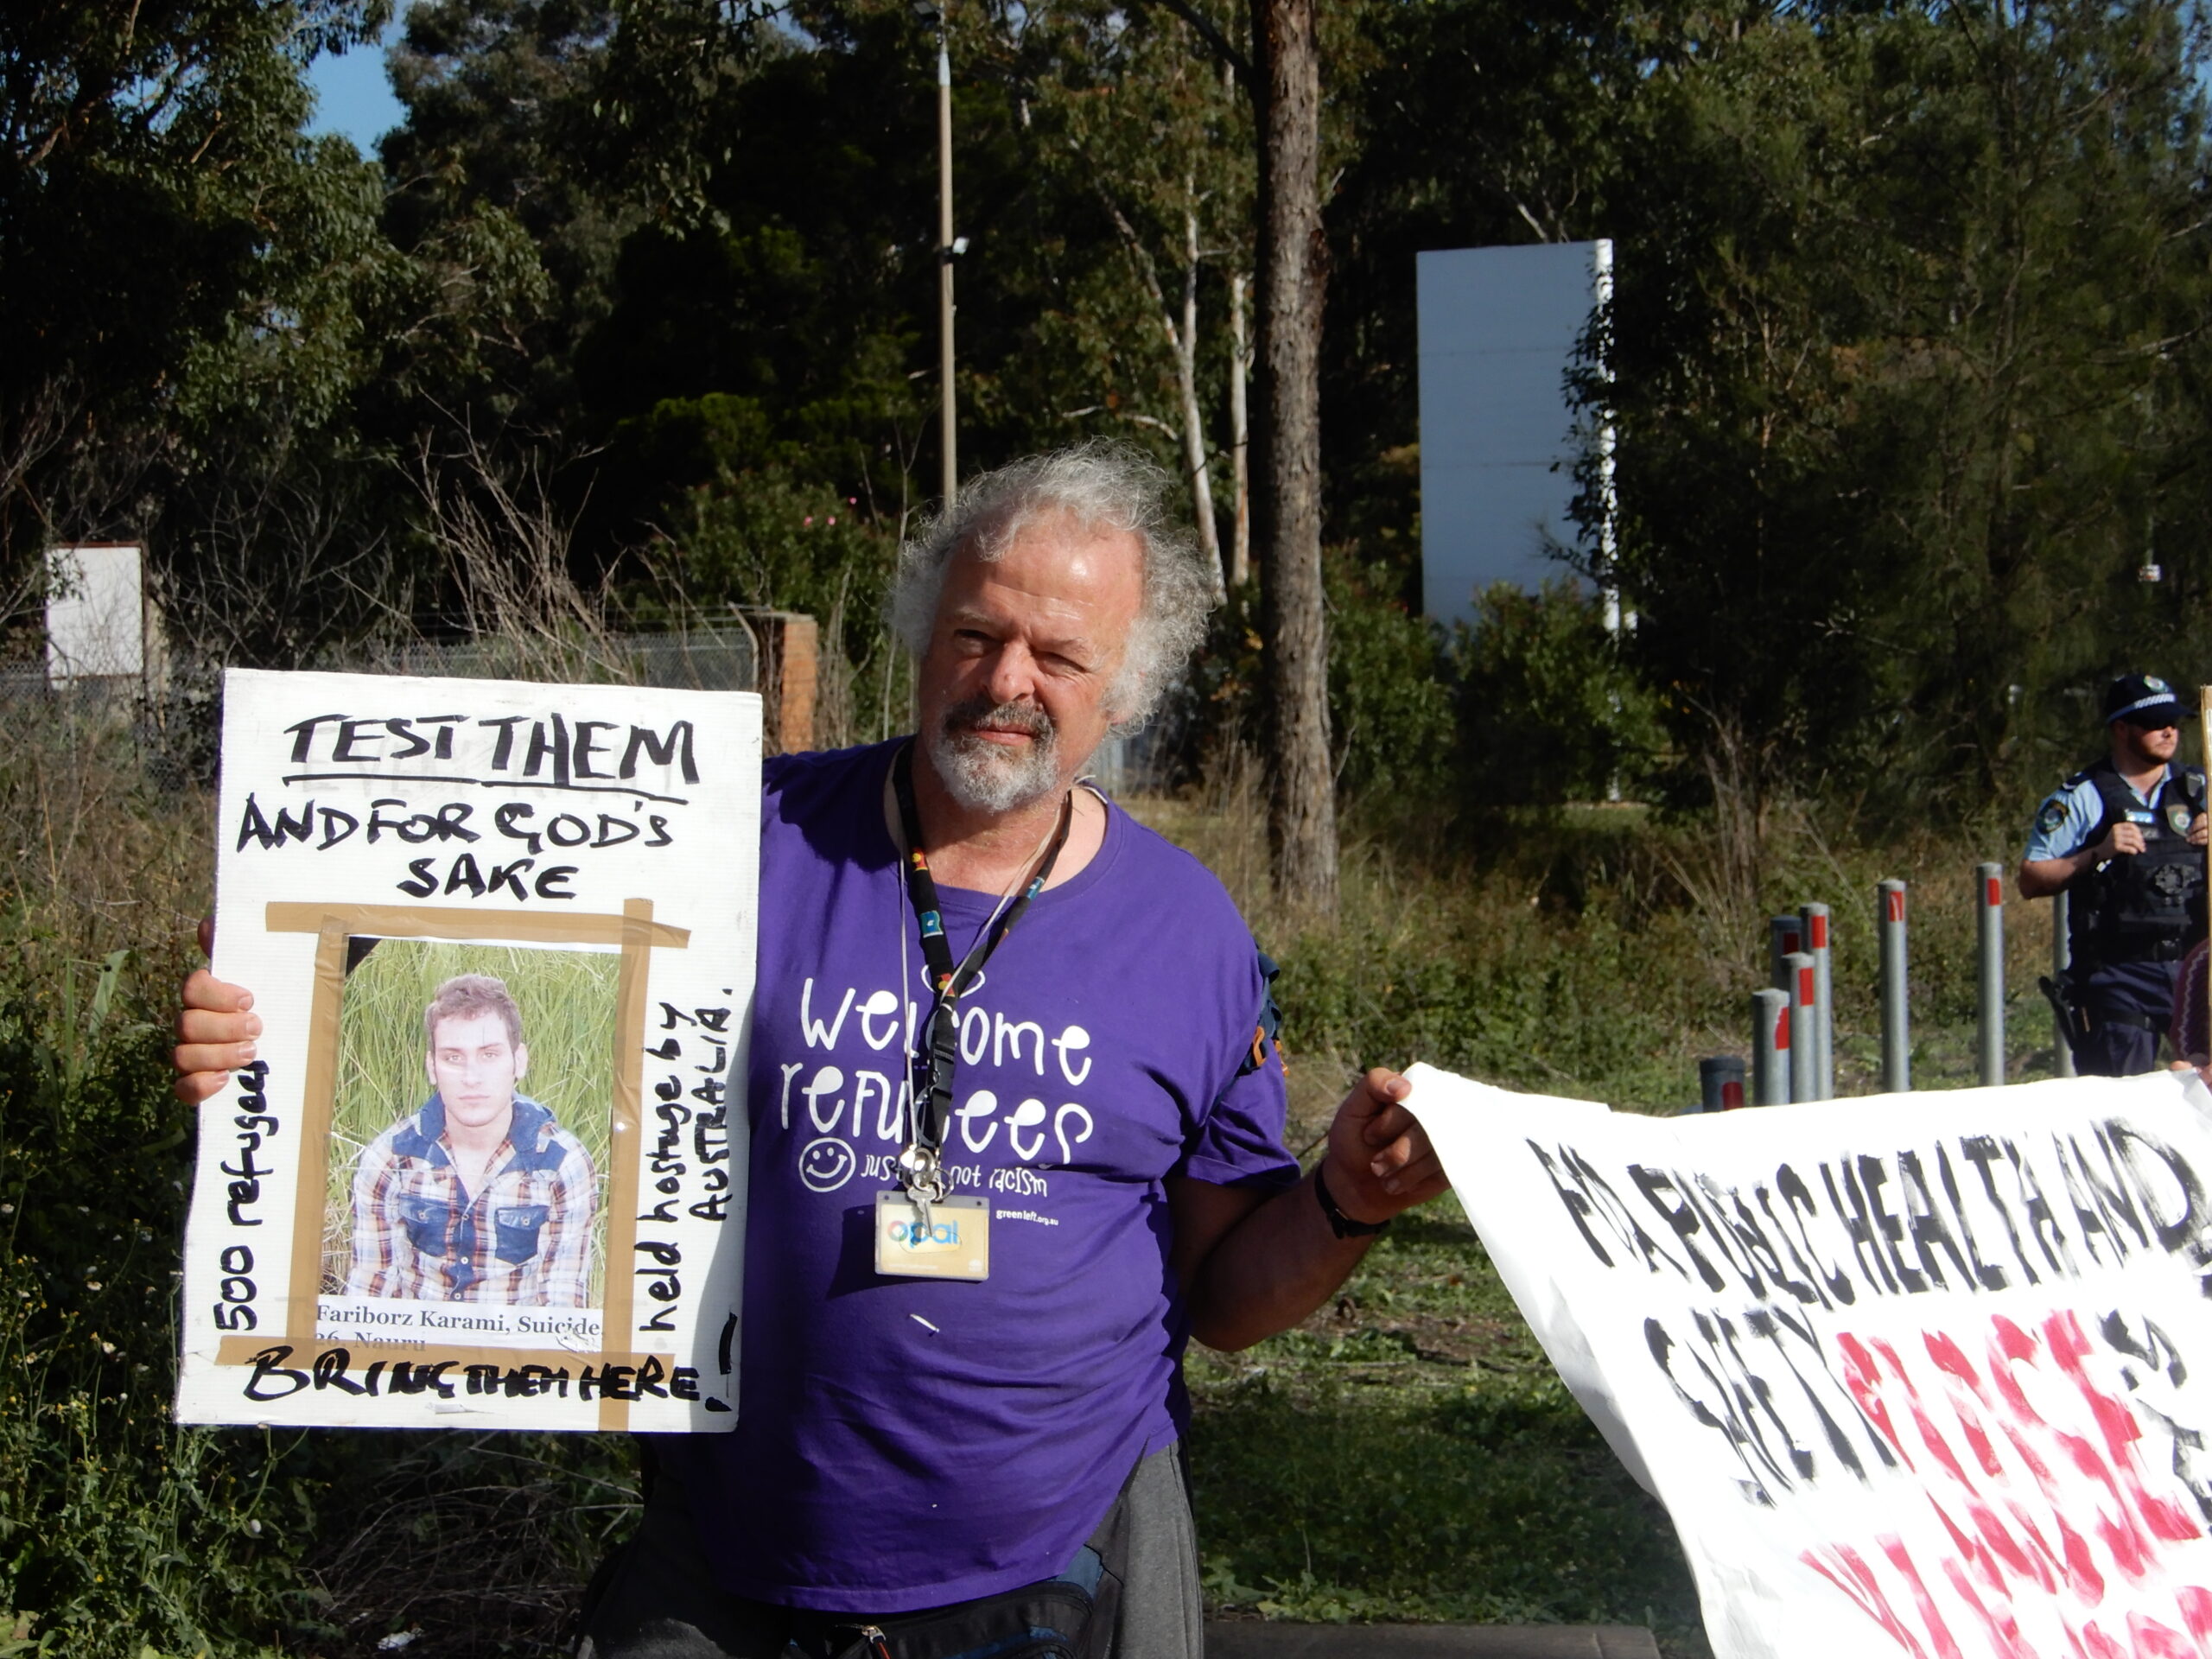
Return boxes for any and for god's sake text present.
[229,709,704,901]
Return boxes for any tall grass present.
[0,702,639,1657]
[0,696,301,1656]
[1135,747,2082,1133]
[325,941,620,1302]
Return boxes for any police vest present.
[2067,760,2209,966]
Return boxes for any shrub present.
[1325,552,1458,804]
[1451,580,1662,807]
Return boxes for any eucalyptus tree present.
[1026,3,1254,596]
[1583,0,2212,817]
[1249,0,1337,909]
[0,0,391,569]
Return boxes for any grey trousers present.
[576,1445,1203,1659]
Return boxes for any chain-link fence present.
[385,626,758,694]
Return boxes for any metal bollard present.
[1769,915,1805,991]
[1752,988,1789,1106]
[1785,950,1817,1103]
[1800,901,1834,1100]
[1877,879,1910,1092]
[2052,888,2075,1078]
[1977,862,2005,1086]
[1699,1055,1747,1113]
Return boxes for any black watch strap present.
[1314,1163,1389,1239]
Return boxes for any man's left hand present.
[2191,812,2209,849]
[1322,1068,1450,1227]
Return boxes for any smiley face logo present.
[798,1136,856,1193]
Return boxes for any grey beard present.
[928,700,1062,814]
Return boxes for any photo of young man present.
[346,973,598,1306]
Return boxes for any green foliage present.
[1,0,387,445]
[1270,837,1702,1109]
[655,465,918,748]
[378,0,635,429]
[1194,548,1457,806]
[0,918,312,1653]
[1575,0,2212,818]
[15,0,2212,839]
[1322,0,1632,544]
[1016,0,1254,559]
[1452,582,1662,807]
[1,0,423,665]
[672,469,890,616]
[1323,553,1456,802]
[568,3,980,543]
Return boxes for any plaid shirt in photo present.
[346,1093,598,1305]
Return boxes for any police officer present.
[2019,673,2211,1075]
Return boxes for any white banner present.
[1405,1063,2212,1658]
[176,669,760,1431]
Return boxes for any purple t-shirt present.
[689,740,1295,1611]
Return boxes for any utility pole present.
[934,18,957,506]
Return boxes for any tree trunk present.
[1093,181,1225,599]
[1174,192,1224,599]
[1229,270,1251,588]
[1249,0,1336,913]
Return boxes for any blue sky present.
[305,9,408,150]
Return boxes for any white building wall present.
[1417,241,1611,628]
[47,544,146,684]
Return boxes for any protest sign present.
[1405,1063,2212,1659]
[176,669,759,1432]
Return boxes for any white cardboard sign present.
[176,669,760,1431]
[1405,1063,2212,1659]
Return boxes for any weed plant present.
[1142,749,2084,1128]
[0,696,298,1655]
[325,941,620,1301]
[0,702,637,1657]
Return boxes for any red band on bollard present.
[1985,876,2002,907]
[1799,966,1815,1002]
[1885,890,1905,924]
[1722,1081,1745,1109]
[1781,929,1802,954]
[1808,915,1828,949]
[1775,1007,1790,1048]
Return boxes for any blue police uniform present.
[2028,760,2206,1075]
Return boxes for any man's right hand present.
[174,916,261,1105]
[2022,820,2148,899]
[2094,821,2148,861]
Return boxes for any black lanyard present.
[891,742,1072,1193]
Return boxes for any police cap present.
[2102,673,2183,729]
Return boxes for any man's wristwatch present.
[1314,1162,1390,1239]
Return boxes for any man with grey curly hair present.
[177,439,1447,1659]
[887,440,1217,815]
